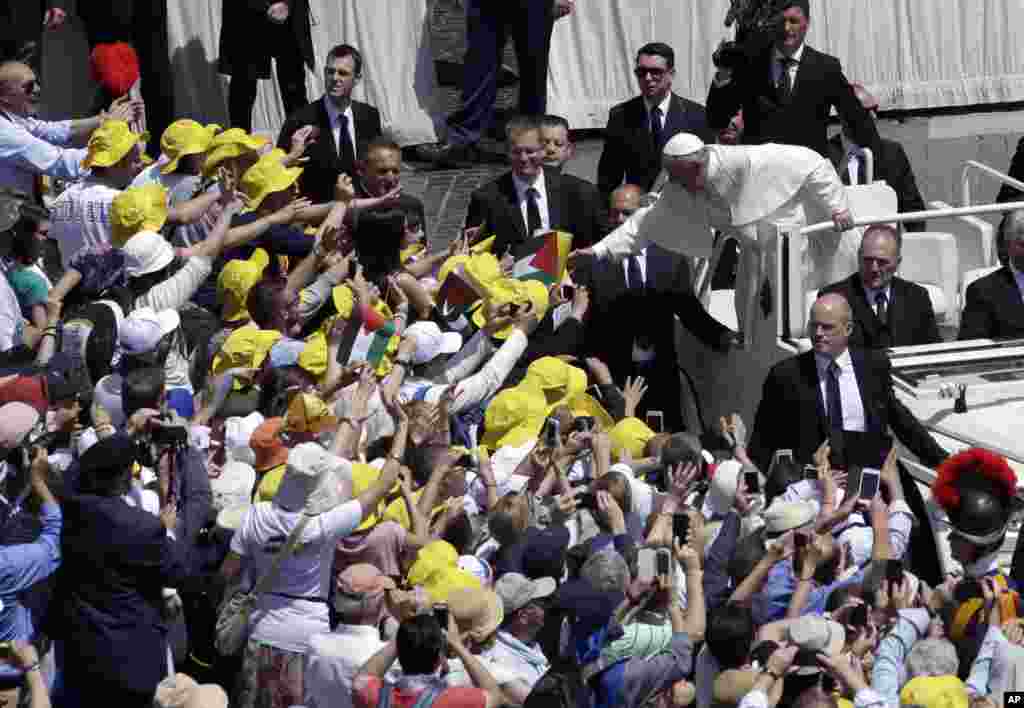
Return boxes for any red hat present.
[933,448,1022,545]
[90,42,140,98]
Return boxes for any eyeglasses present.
[634,67,668,79]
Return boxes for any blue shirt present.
[0,501,61,678]
[753,557,865,626]
[0,111,85,196]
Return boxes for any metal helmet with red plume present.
[932,448,1023,546]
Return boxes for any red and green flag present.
[512,230,573,285]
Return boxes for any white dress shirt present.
[622,246,649,288]
[0,111,85,196]
[643,92,672,135]
[863,283,892,318]
[771,43,806,89]
[512,170,550,236]
[323,97,356,157]
[814,349,867,433]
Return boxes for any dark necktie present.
[336,113,356,167]
[875,291,888,326]
[777,57,796,101]
[826,360,845,463]
[525,187,542,235]
[627,254,644,292]
[650,106,664,153]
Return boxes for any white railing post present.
[959,160,1024,208]
[800,200,1024,237]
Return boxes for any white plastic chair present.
[900,232,960,325]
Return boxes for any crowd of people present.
[1,1,1024,708]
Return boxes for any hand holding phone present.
[656,547,672,576]
[543,417,561,449]
[859,468,881,500]
[672,513,690,544]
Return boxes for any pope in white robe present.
[578,133,855,348]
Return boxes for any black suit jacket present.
[749,349,947,474]
[959,266,1024,340]
[575,244,729,379]
[465,168,606,257]
[828,135,926,231]
[820,274,940,349]
[277,97,383,204]
[597,93,712,196]
[707,44,880,161]
[218,0,314,79]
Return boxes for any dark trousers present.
[447,0,555,146]
[78,1,176,157]
[227,23,307,133]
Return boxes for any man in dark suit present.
[219,0,314,134]
[465,114,606,257]
[597,43,712,197]
[959,209,1024,340]
[706,0,880,163]
[277,44,382,205]
[54,432,212,707]
[749,293,947,474]
[417,0,574,167]
[820,225,940,349]
[573,184,732,430]
[827,83,927,232]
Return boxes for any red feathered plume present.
[932,447,1018,513]
[90,42,140,98]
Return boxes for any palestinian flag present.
[512,231,572,285]
[436,265,481,332]
[336,305,396,367]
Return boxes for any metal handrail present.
[800,199,1024,236]
[960,159,1024,208]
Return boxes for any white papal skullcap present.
[663,132,706,160]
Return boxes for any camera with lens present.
[715,0,791,70]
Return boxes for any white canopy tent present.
[43,1,1024,143]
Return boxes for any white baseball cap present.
[404,321,463,365]
[119,307,180,355]
[122,230,175,277]
[701,459,742,519]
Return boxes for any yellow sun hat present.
[524,356,587,406]
[159,119,221,174]
[407,540,481,603]
[239,150,303,210]
[481,381,548,451]
[283,392,338,434]
[608,417,657,461]
[82,119,151,169]
[202,128,268,177]
[898,676,968,708]
[211,324,283,380]
[217,249,270,323]
[109,182,168,247]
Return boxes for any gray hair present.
[580,547,630,594]
[906,638,959,679]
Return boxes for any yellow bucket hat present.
[160,119,221,174]
[217,249,270,322]
[898,676,968,708]
[525,356,588,406]
[83,120,151,169]
[608,417,656,461]
[240,151,303,210]
[463,252,503,289]
[211,324,282,379]
[202,128,268,177]
[298,330,328,378]
[284,392,338,434]
[481,382,548,451]
[407,540,481,603]
[566,392,615,430]
[109,182,168,247]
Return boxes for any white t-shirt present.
[305,625,399,708]
[50,180,120,268]
[230,499,363,653]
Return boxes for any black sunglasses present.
[634,67,668,79]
